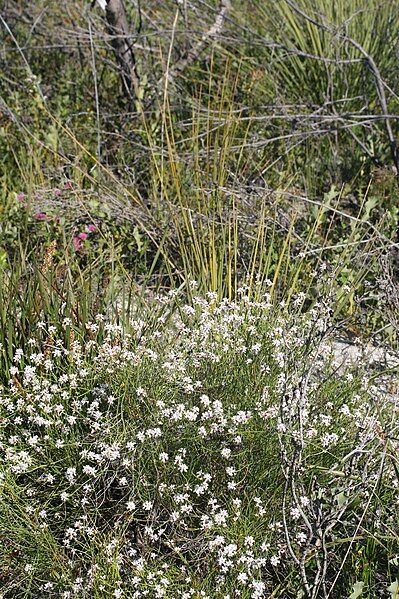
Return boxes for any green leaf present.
[323,185,340,204]
[336,491,347,507]
[349,581,364,599]
[362,196,378,221]
[388,580,399,598]
[133,226,144,253]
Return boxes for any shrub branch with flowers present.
[1,287,398,598]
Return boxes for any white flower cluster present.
[1,289,398,597]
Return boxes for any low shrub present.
[1,289,398,597]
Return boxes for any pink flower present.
[73,237,81,252]
[17,193,26,202]
[63,181,73,190]
[78,232,88,241]
[87,224,96,233]
[54,189,61,197]
[33,212,47,220]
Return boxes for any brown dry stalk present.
[41,240,57,275]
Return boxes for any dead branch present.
[165,0,231,84]
[103,0,141,101]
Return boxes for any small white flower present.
[270,554,280,566]
[244,535,254,547]
[291,507,301,520]
[297,532,307,544]
[83,465,97,477]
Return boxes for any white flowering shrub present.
[1,291,398,598]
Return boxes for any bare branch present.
[166,0,231,84]
[103,0,141,100]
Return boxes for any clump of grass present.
[255,0,398,104]
[1,286,398,597]
[232,0,399,187]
